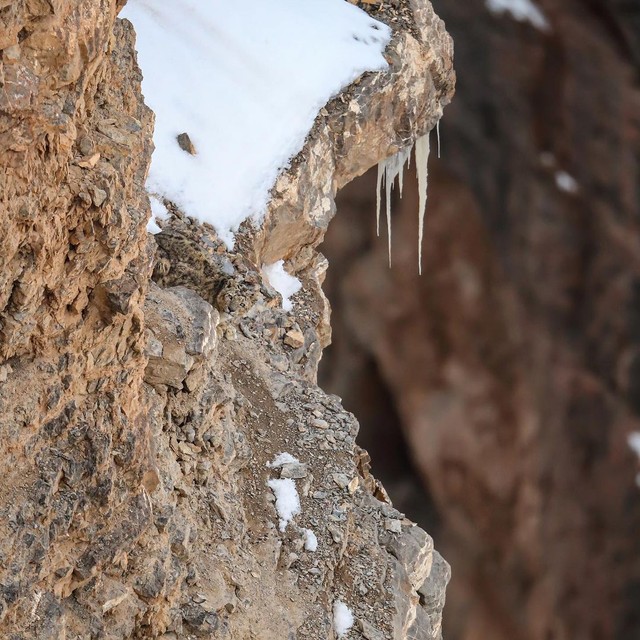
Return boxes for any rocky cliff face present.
[320,1,640,639]
[0,1,454,638]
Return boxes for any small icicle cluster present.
[376,145,411,267]
[376,128,434,274]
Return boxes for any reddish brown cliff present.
[320,1,640,639]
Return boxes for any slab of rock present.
[144,283,219,388]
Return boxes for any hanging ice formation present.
[415,133,430,275]
[375,130,432,273]
[376,145,412,266]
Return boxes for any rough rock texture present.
[319,1,640,639]
[0,1,454,638]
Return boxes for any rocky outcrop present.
[0,1,453,638]
[320,1,640,639]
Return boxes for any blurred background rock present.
[319,1,640,638]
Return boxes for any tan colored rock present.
[0,1,453,638]
[144,283,219,389]
[284,328,305,348]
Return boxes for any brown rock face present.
[320,1,640,640]
[0,4,154,636]
[0,1,454,638]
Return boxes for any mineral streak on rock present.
[0,0,454,638]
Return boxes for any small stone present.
[348,477,359,494]
[145,333,163,358]
[102,590,129,613]
[77,152,101,169]
[312,491,328,500]
[3,44,20,61]
[91,187,107,207]
[280,462,308,479]
[78,191,92,206]
[312,418,329,429]
[284,330,305,349]
[142,468,160,493]
[0,365,11,383]
[177,132,197,155]
[358,620,385,640]
[328,524,343,544]
[332,473,350,490]
[78,136,94,155]
[385,519,403,534]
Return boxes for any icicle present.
[375,145,412,267]
[376,145,413,266]
[436,119,441,159]
[376,162,384,236]
[415,133,431,275]
[397,145,411,197]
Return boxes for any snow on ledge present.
[267,452,300,468]
[333,600,354,637]
[268,478,300,532]
[122,0,391,246]
[262,261,302,312]
[303,528,318,552]
[486,0,549,31]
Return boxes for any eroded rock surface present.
[0,0,453,638]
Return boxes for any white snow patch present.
[267,452,300,468]
[628,433,640,488]
[555,171,579,194]
[146,195,170,234]
[627,432,640,460]
[121,0,391,246]
[333,600,354,637]
[262,261,302,312]
[303,528,318,552]
[146,217,162,235]
[486,0,549,31]
[268,478,300,532]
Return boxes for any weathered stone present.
[0,1,453,639]
[144,282,219,388]
[280,462,308,479]
[284,329,305,349]
[381,525,434,590]
[177,132,197,155]
[359,619,387,640]
[418,550,450,638]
